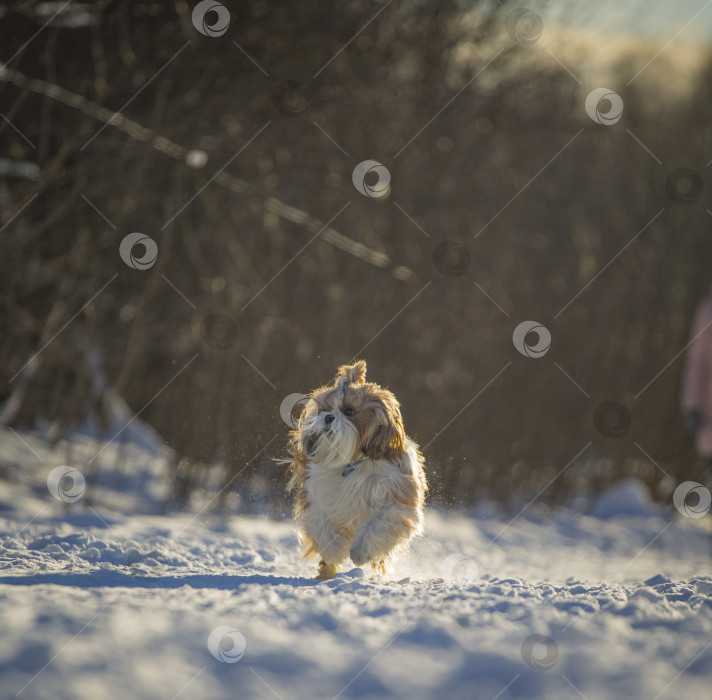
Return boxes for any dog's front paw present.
[349,541,371,567]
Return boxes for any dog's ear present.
[336,359,367,386]
[362,422,406,461]
[362,400,406,460]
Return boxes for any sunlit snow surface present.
[0,428,710,700]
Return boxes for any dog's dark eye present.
[343,407,355,417]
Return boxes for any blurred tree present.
[1,0,710,512]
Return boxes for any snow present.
[1,428,711,700]
[589,477,662,519]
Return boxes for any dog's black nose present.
[324,412,335,426]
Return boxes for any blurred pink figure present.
[681,288,712,459]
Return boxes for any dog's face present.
[294,360,406,468]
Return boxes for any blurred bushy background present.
[1,0,711,514]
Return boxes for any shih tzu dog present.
[287,360,427,580]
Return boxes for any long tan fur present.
[287,360,427,580]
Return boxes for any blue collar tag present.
[341,455,366,477]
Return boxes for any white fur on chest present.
[305,445,417,530]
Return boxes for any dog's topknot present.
[336,359,367,386]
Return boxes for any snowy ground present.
[0,428,711,700]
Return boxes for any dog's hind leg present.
[315,559,340,580]
[303,510,351,580]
